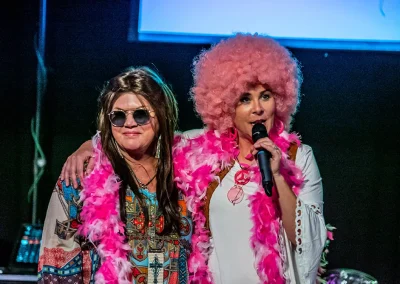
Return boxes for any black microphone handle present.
[257,149,273,196]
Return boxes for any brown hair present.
[97,66,180,234]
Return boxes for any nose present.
[124,112,138,128]
[252,100,264,115]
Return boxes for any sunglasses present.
[108,108,155,127]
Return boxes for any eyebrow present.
[260,89,272,94]
[240,89,272,97]
[113,106,148,110]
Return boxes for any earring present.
[155,136,161,159]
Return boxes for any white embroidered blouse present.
[183,129,327,284]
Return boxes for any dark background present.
[2,1,399,283]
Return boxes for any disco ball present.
[323,268,378,284]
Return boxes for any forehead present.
[112,92,151,109]
[243,84,271,94]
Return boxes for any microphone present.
[252,123,273,197]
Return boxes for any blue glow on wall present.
[132,0,400,51]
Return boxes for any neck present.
[118,147,157,171]
[118,144,154,165]
[124,153,158,191]
[125,154,157,169]
[237,134,255,164]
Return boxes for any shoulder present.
[181,128,206,139]
[55,178,83,201]
[295,143,321,176]
[296,144,313,158]
[295,144,314,168]
[173,128,207,149]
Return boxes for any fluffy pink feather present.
[173,124,304,283]
[78,133,131,284]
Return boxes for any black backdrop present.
[2,1,399,283]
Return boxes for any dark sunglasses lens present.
[133,109,150,125]
[110,111,126,127]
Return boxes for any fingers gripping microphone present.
[252,123,273,197]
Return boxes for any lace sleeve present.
[295,199,324,253]
[293,145,327,283]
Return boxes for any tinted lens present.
[109,111,126,127]
[133,109,150,125]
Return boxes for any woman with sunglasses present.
[38,66,192,284]
[59,34,327,283]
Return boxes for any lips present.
[122,131,141,136]
[250,119,266,125]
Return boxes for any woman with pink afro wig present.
[172,33,327,284]
[192,33,302,133]
[61,34,327,284]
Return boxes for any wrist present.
[273,172,283,181]
[272,169,281,176]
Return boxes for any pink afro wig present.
[191,33,303,132]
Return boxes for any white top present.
[182,129,327,284]
[208,161,260,283]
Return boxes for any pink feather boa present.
[173,124,304,283]
[78,133,132,284]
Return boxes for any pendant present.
[148,249,164,284]
[227,169,250,205]
[227,184,244,205]
[234,169,250,185]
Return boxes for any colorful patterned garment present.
[125,188,191,283]
[38,179,191,284]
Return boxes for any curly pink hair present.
[191,33,303,132]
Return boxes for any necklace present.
[128,166,157,189]
[227,155,251,205]
[127,164,163,283]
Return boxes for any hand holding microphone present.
[251,123,282,197]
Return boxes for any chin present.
[125,142,142,150]
[117,140,137,150]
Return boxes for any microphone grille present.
[252,123,268,142]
